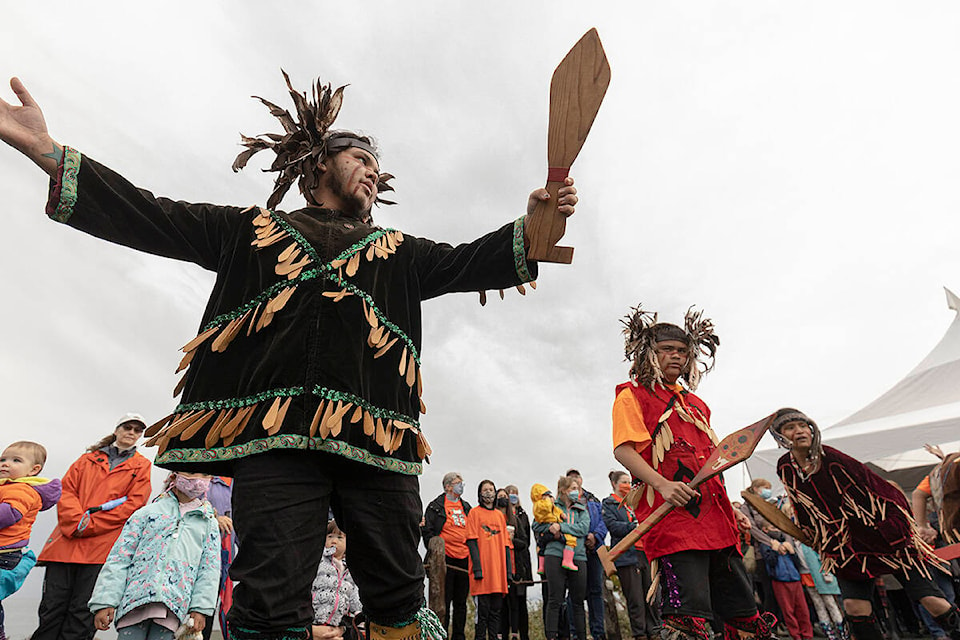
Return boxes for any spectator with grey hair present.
[421,472,471,640]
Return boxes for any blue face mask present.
[568,490,580,501]
[509,494,519,505]
[759,488,772,500]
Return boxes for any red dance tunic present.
[612,381,740,560]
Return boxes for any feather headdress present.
[621,304,719,391]
[232,69,396,211]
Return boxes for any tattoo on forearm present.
[41,143,64,165]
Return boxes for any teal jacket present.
[88,492,221,621]
[531,500,590,563]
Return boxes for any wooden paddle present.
[526,28,611,264]
[599,413,776,577]
[740,489,813,546]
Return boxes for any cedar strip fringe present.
[363,411,375,436]
[267,397,293,436]
[262,397,283,432]
[205,408,236,448]
[144,413,175,438]
[173,372,188,398]
[350,405,363,423]
[186,409,223,442]
[318,401,336,439]
[309,401,326,437]
[167,410,213,440]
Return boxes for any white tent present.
[746,287,960,484]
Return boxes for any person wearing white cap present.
[32,413,152,640]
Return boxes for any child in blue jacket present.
[89,472,221,640]
[760,531,812,640]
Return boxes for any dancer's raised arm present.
[0,77,61,176]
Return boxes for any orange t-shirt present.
[612,387,653,453]
[440,497,469,560]
[466,506,511,596]
[917,475,931,495]
[0,481,42,547]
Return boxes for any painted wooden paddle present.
[526,28,610,264]
[599,413,776,577]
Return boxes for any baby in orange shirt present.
[0,441,62,637]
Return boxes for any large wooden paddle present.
[598,413,776,577]
[526,28,610,264]
[740,489,813,546]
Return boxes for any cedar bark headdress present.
[231,70,396,211]
[621,304,719,391]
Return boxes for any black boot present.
[846,615,883,640]
[933,605,960,640]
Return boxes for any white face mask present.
[452,482,464,496]
[174,476,210,499]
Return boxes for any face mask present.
[568,490,580,501]
[509,494,519,505]
[481,490,495,504]
[759,488,772,500]
[174,476,210,499]
[496,496,509,508]
[451,482,464,496]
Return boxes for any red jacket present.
[38,449,152,565]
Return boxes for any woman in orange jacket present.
[32,414,152,640]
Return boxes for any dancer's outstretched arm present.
[0,77,61,176]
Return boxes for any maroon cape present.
[778,445,940,580]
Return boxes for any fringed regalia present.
[778,445,942,581]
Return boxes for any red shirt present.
[440,497,469,560]
[612,381,739,559]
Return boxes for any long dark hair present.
[496,488,518,528]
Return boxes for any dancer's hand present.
[313,624,345,640]
[656,479,697,507]
[0,77,61,176]
[918,523,937,545]
[526,177,578,217]
[94,607,115,630]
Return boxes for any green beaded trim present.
[313,386,420,428]
[513,216,533,282]
[325,271,421,365]
[201,227,395,332]
[50,147,81,223]
[174,386,303,413]
[155,434,423,475]
[263,209,321,264]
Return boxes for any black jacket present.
[49,149,537,476]
[422,493,472,551]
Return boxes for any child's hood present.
[0,476,62,510]
[530,483,550,502]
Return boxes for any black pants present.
[619,560,662,638]
[658,547,757,620]
[32,562,102,640]
[445,555,470,640]
[545,555,587,639]
[476,594,503,640]
[228,450,424,635]
[501,587,529,638]
[838,566,944,603]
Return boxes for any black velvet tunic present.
[47,147,537,476]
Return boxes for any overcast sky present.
[4,1,960,627]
